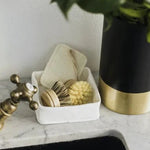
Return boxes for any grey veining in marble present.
[0,79,150,150]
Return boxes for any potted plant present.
[51,0,150,115]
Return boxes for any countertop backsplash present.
[0,0,103,82]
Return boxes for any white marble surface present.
[0,79,150,150]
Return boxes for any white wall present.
[0,0,103,80]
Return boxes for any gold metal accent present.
[99,76,150,115]
[0,74,38,130]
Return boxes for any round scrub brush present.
[41,89,60,107]
[63,80,93,105]
[41,80,71,107]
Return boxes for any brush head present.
[52,80,71,102]
[41,89,60,107]
[68,81,93,105]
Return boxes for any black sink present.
[8,136,126,150]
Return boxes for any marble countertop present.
[0,79,150,150]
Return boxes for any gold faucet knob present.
[0,74,39,131]
[10,74,20,84]
[29,101,39,110]
[10,74,39,110]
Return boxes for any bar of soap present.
[40,44,87,88]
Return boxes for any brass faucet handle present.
[28,95,39,110]
[10,74,39,110]
[10,90,22,103]
[0,74,39,131]
[10,74,20,85]
[29,100,39,111]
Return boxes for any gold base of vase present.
[99,77,150,115]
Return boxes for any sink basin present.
[10,136,126,150]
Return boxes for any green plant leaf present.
[104,15,113,31]
[119,1,148,24]
[144,0,150,3]
[119,6,147,18]
[77,0,124,14]
[143,0,150,8]
[146,12,150,43]
[51,0,77,18]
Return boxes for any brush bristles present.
[51,80,93,106]
[52,80,71,104]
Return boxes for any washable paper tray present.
[32,67,101,124]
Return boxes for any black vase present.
[99,18,150,114]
